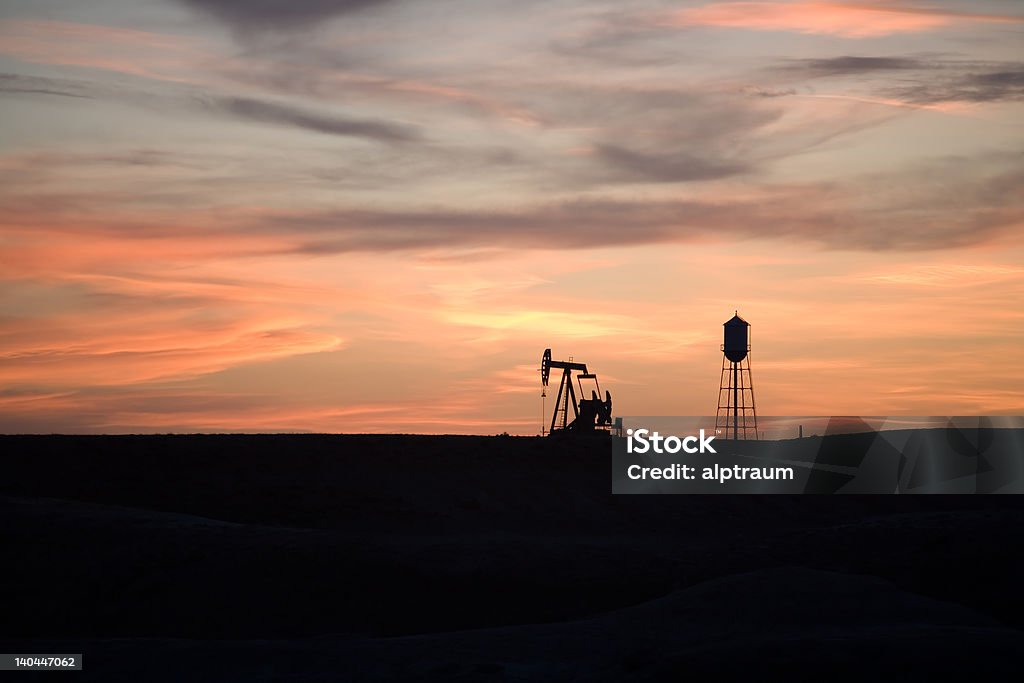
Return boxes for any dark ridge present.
[3,434,1024,680]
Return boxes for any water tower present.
[716,312,758,440]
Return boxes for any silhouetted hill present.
[3,434,1024,681]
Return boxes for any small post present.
[799,424,803,439]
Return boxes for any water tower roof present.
[724,313,749,327]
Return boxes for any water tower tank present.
[723,313,749,362]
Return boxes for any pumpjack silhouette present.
[540,348,613,435]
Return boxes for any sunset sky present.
[1,0,1022,433]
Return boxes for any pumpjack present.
[540,348,613,435]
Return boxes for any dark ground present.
[2,434,1023,681]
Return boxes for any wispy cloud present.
[593,144,749,183]
[890,68,1024,104]
[0,70,422,144]
[0,280,343,387]
[863,264,1024,286]
[209,95,421,142]
[665,2,1024,38]
[175,0,400,32]
[3,157,1021,256]
[220,60,545,126]
[778,55,925,76]
[241,157,1024,253]
[767,55,1024,106]
[0,73,92,99]
[0,19,203,81]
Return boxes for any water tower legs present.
[716,354,758,440]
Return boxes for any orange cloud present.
[667,2,1023,38]
[0,308,343,387]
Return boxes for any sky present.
[0,0,1022,434]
